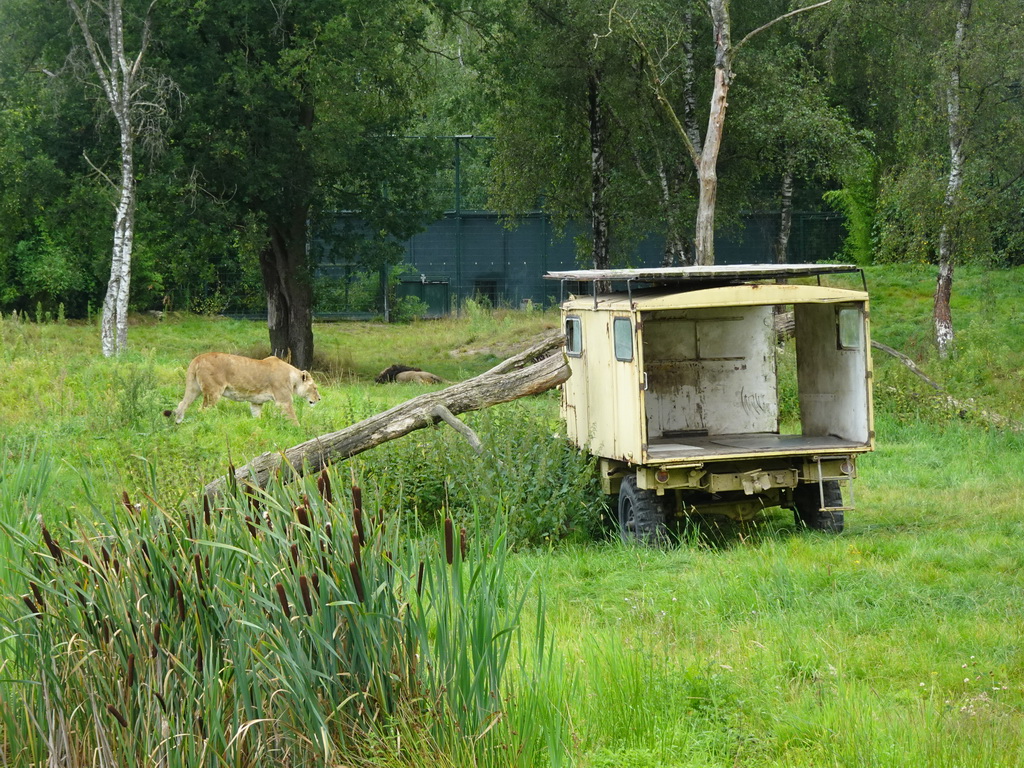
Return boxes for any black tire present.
[617,475,671,545]
[793,481,844,533]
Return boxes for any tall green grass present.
[3,266,1024,766]
[0,465,566,766]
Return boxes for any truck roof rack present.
[544,263,862,284]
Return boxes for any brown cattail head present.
[444,519,454,566]
[311,572,320,595]
[351,483,362,514]
[460,527,467,560]
[416,561,425,597]
[354,505,365,545]
[126,653,136,688]
[295,504,310,533]
[203,495,212,526]
[121,491,134,515]
[22,595,38,614]
[351,532,362,573]
[275,583,291,619]
[317,469,333,505]
[290,544,299,568]
[106,704,128,729]
[41,524,63,565]
[245,516,258,539]
[299,575,313,615]
[349,561,365,603]
[176,584,186,623]
[29,581,44,611]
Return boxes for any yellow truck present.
[546,264,874,542]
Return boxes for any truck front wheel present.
[793,481,844,533]
[617,475,670,545]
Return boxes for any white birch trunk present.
[68,0,153,357]
[693,3,731,266]
[934,0,971,358]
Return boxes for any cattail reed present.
[351,532,362,573]
[317,468,333,505]
[299,575,313,615]
[247,492,262,514]
[295,503,310,532]
[460,527,467,560]
[275,582,291,618]
[354,505,365,545]
[349,561,365,603]
[193,553,205,591]
[444,518,454,565]
[226,462,237,496]
[41,523,63,564]
[126,653,136,688]
[106,704,128,728]
[29,581,44,611]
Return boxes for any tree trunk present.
[693,3,732,267]
[775,166,794,264]
[67,0,154,357]
[100,121,136,356]
[260,210,314,370]
[588,69,611,271]
[203,332,569,500]
[934,0,972,358]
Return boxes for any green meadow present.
[1,265,1022,766]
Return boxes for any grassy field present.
[1,264,1023,766]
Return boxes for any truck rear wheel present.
[617,475,670,545]
[793,481,844,533]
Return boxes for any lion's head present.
[296,371,321,407]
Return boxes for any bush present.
[357,399,607,546]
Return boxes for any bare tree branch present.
[735,1,834,54]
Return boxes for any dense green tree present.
[152,0,439,368]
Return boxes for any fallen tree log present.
[204,332,568,500]
[871,340,1022,431]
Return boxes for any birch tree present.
[618,0,833,265]
[933,0,971,357]
[66,0,158,357]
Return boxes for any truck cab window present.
[566,316,582,356]
[613,317,633,361]
[837,307,862,350]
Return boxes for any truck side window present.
[613,317,633,361]
[566,316,582,357]
[837,307,862,350]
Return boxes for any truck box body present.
[548,265,874,533]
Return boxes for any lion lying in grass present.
[374,365,444,384]
[164,352,320,424]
